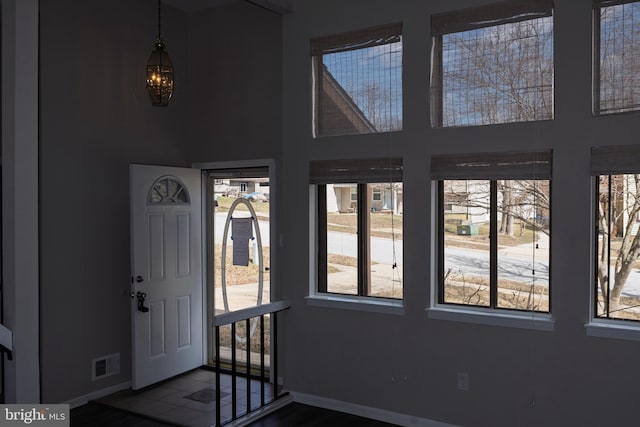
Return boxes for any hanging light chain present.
[157,0,162,42]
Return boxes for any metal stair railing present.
[213,300,290,426]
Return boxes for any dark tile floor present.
[95,369,274,427]
[75,368,398,426]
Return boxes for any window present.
[148,176,190,204]
[311,23,403,137]
[311,158,403,299]
[430,0,554,127]
[594,1,640,115]
[372,187,382,201]
[592,145,640,321]
[432,151,552,312]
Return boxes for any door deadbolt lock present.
[136,291,149,313]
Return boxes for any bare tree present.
[441,17,553,126]
[598,4,640,113]
[594,5,640,315]
[356,82,402,132]
[500,180,551,237]
[445,179,550,238]
[597,175,640,314]
[441,8,640,317]
[498,180,514,236]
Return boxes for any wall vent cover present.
[92,353,120,380]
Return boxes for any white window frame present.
[307,159,405,314]
[593,0,640,116]
[586,145,640,341]
[430,0,554,128]
[311,22,403,138]
[191,158,279,360]
[426,151,555,331]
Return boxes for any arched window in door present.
[147,175,190,205]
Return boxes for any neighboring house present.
[444,180,490,224]
[213,178,269,198]
[613,174,640,237]
[327,183,403,214]
[317,64,377,136]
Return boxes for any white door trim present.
[193,158,276,365]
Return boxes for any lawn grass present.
[443,220,547,250]
[213,243,270,287]
[444,274,549,312]
[327,212,403,239]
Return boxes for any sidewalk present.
[498,232,550,261]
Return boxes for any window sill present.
[426,306,554,331]
[305,294,405,315]
[585,320,640,341]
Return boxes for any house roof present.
[319,65,377,135]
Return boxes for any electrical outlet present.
[457,372,469,391]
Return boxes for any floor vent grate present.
[92,353,120,380]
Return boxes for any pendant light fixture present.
[146,0,174,106]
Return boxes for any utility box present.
[457,223,479,236]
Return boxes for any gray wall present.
[280,0,639,426]
[39,0,189,403]
[37,0,283,404]
[185,0,282,163]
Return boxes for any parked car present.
[244,192,268,202]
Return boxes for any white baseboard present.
[290,391,458,427]
[64,381,131,409]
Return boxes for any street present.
[212,211,640,297]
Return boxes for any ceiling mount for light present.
[146,0,174,106]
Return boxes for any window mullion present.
[318,185,328,293]
[358,183,370,296]
[606,177,612,318]
[490,181,498,308]
[438,181,445,304]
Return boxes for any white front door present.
[130,164,203,390]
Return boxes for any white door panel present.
[130,164,203,390]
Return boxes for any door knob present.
[136,276,144,283]
[136,291,149,313]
